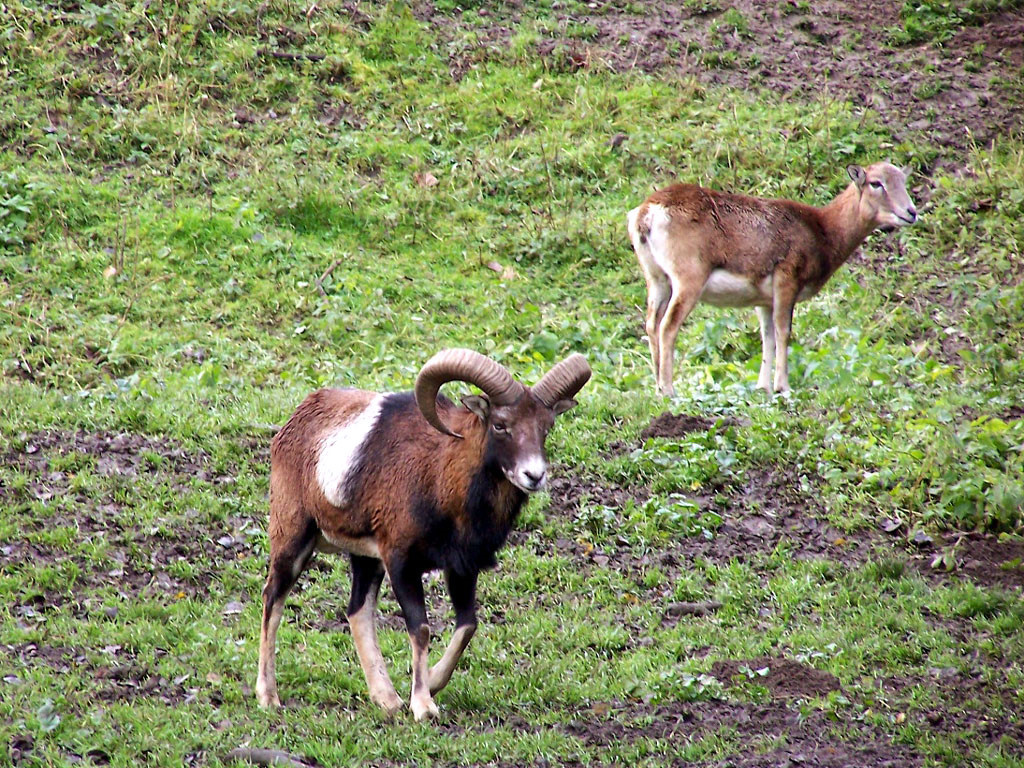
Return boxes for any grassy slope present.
[1,2,1023,766]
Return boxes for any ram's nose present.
[522,468,546,490]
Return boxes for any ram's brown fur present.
[268,391,499,555]
[256,352,590,722]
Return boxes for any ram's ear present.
[847,164,866,189]
[551,399,577,416]
[461,395,491,423]
[901,165,913,180]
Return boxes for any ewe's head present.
[847,162,917,232]
[415,349,592,493]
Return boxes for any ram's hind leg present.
[348,555,402,715]
[257,518,317,708]
[429,569,479,696]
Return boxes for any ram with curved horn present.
[257,349,591,720]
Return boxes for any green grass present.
[888,0,1024,46]
[2,2,1023,766]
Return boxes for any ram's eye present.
[492,422,508,433]
[869,180,884,190]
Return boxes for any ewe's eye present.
[492,422,509,433]
[869,180,884,190]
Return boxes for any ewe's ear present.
[901,165,913,180]
[847,164,867,189]
[551,399,577,416]
[461,395,491,423]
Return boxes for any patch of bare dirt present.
[955,9,1024,69]
[879,668,1024,757]
[8,641,194,706]
[561,698,922,767]
[317,100,366,129]
[640,411,721,439]
[998,404,1024,422]
[874,522,1024,591]
[416,1,1023,160]
[547,455,1021,601]
[955,535,1024,591]
[0,430,268,613]
[710,656,842,699]
[543,462,877,598]
[902,531,1024,591]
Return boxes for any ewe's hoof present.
[374,694,404,718]
[411,698,440,722]
[256,691,281,709]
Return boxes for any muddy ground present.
[414,0,1023,165]
[6,5,1024,763]
[5,411,1023,765]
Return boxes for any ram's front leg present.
[390,559,438,721]
[347,555,402,715]
[429,569,478,695]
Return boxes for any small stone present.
[910,529,934,547]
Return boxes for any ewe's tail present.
[627,204,651,249]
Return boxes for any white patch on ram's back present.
[316,396,385,507]
[700,269,773,308]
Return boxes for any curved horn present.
[531,353,592,408]
[414,348,524,438]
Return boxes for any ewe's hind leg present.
[429,569,479,696]
[644,275,672,384]
[755,306,776,392]
[637,257,672,384]
[348,555,402,715]
[257,519,317,708]
[657,267,709,397]
[389,559,438,721]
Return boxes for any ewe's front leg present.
[429,569,478,695]
[390,560,439,721]
[755,306,776,392]
[771,278,798,393]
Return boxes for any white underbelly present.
[317,532,381,559]
[700,270,773,308]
